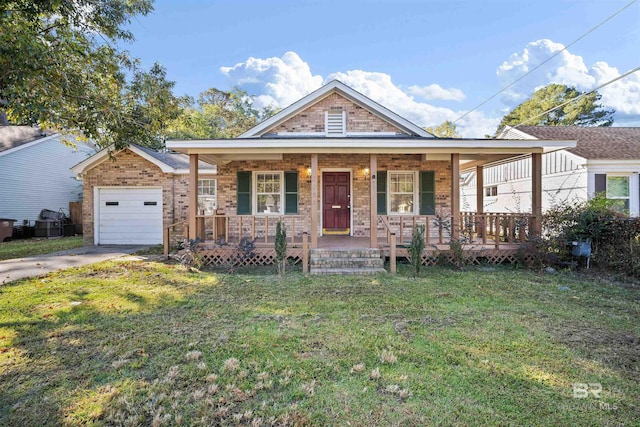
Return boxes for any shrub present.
[407,224,425,277]
[542,195,640,277]
[275,220,287,276]
[175,238,204,270]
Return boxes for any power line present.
[453,0,639,125]
[510,65,640,129]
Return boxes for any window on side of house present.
[388,171,417,214]
[197,179,217,215]
[606,175,630,213]
[254,172,283,215]
[485,185,498,197]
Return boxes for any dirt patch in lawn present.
[546,321,640,379]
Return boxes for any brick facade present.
[215,154,451,238]
[81,89,455,246]
[267,93,406,135]
[81,149,215,245]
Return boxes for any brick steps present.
[310,248,386,275]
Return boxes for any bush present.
[407,225,425,277]
[275,220,287,276]
[542,195,640,277]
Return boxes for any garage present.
[95,187,163,245]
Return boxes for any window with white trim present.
[606,175,630,213]
[389,171,417,214]
[254,172,283,214]
[197,179,217,215]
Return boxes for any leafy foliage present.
[542,195,640,277]
[167,87,279,139]
[275,221,287,276]
[407,224,425,277]
[0,0,186,149]
[425,120,461,138]
[497,84,614,133]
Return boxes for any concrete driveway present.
[0,245,152,285]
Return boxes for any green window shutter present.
[237,171,251,214]
[377,171,387,214]
[419,171,435,215]
[284,171,299,214]
[595,174,606,194]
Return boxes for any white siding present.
[0,135,95,222]
[461,150,589,214]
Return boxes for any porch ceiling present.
[166,138,575,167]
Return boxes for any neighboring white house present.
[0,126,97,223]
[461,126,640,216]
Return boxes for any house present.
[71,144,216,245]
[461,126,640,216]
[163,80,574,270]
[0,126,96,225]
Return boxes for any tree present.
[0,0,183,149]
[116,63,189,149]
[425,120,461,138]
[497,84,614,133]
[167,88,279,139]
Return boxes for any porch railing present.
[163,212,535,268]
[377,212,534,248]
[203,214,306,245]
[460,212,534,246]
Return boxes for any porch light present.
[364,168,370,180]
[306,167,312,181]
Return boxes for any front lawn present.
[0,262,637,426]
[0,236,84,261]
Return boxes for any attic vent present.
[325,109,346,137]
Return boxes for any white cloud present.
[407,84,466,102]
[220,51,323,109]
[221,52,498,137]
[325,70,494,137]
[497,39,640,119]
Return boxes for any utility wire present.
[509,65,640,129]
[453,0,639,125]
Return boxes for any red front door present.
[322,172,350,234]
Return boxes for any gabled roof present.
[71,144,216,176]
[0,126,55,154]
[239,79,434,138]
[503,126,640,160]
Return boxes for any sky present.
[123,0,640,137]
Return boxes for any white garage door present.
[96,187,163,245]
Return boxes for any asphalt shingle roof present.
[0,126,49,153]
[133,144,216,171]
[517,126,640,160]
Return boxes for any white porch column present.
[189,153,198,240]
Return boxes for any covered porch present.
[163,138,566,271]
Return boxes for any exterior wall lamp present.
[364,168,370,180]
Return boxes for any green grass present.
[0,261,638,426]
[0,236,84,261]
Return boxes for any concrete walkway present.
[0,245,152,285]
